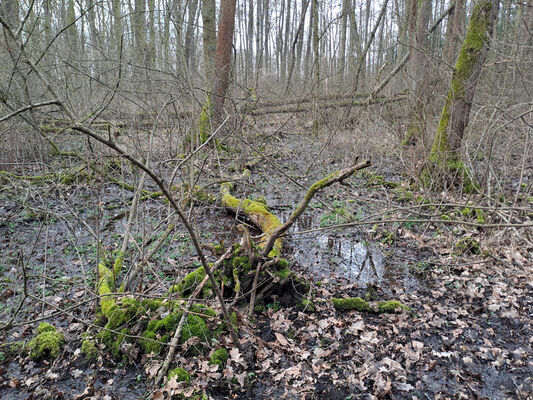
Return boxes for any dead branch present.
[261,158,371,257]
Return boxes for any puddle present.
[284,207,426,292]
[292,233,385,285]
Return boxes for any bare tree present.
[426,0,499,192]
[212,0,237,121]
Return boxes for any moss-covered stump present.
[331,297,410,314]
[220,182,283,257]
[27,323,65,361]
[170,246,304,310]
[140,310,213,355]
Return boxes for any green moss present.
[140,312,210,355]
[197,96,212,144]
[394,187,414,203]
[221,182,282,257]
[60,173,76,185]
[275,266,292,279]
[377,300,410,313]
[331,297,372,312]
[232,256,251,273]
[365,174,399,188]
[461,207,485,224]
[81,339,99,361]
[455,237,481,255]
[172,266,213,298]
[209,347,229,369]
[213,243,226,254]
[98,260,116,316]
[297,299,316,313]
[96,298,146,359]
[380,230,396,245]
[168,367,191,382]
[37,322,56,334]
[27,323,65,360]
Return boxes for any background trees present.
[1,2,531,398]
[0,1,530,193]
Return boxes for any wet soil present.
[1,114,532,399]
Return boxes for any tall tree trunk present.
[147,0,156,68]
[281,0,291,82]
[246,0,253,81]
[339,0,349,86]
[67,0,79,58]
[353,0,389,93]
[111,0,123,54]
[443,0,466,64]
[403,0,432,145]
[212,0,237,122]
[185,0,199,70]
[286,0,309,94]
[202,0,217,87]
[134,0,147,64]
[348,1,362,85]
[311,0,320,133]
[426,0,499,192]
[263,0,270,73]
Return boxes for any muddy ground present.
[0,111,532,399]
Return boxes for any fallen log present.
[249,95,406,116]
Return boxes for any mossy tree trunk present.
[426,0,498,192]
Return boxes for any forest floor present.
[0,113,531,399]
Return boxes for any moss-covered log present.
[220,182,283,257]
[425,0,498,192]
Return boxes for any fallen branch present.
[261,158,371,257]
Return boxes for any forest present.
[0,0,531,399]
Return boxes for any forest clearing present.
[0,0,531,399]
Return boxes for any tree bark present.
[202,0,217,87]
[403,0,432,145]
[427,0,499,192]
[443,0,466,64]
[212,0,237,122]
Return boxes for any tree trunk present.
[443,0,466,64]
[426,0,498,192]
[403,0,432,145]
[339,0,349,86]
[185,0,199,70]
[212,0,237,122]
[202,0,217,87]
